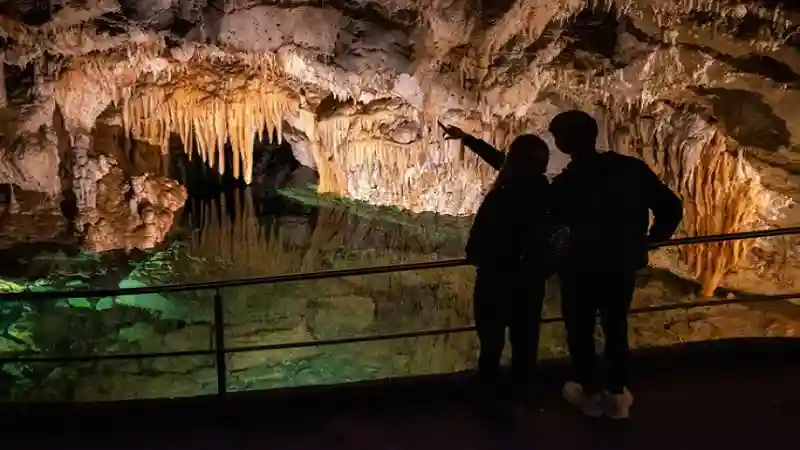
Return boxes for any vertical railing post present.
[213,288,227,397]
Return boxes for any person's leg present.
[473,268,510,383]
[560,270,600,392]
[598,270,637,419]
[471,268,516,428]
[508,272,546,387]
[559,269,604,417]
[599,270,636,392]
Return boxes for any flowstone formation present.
[1,0,800,295]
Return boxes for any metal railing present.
[2,226,800,398]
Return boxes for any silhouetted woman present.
[442,125,556,403]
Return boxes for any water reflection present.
[2,139,799,403]
[175,181,471,283]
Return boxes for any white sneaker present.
[602,388,634,420]
[562,381,604,418]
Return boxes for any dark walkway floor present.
[3,338,799,450]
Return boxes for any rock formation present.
[1,0,799,293]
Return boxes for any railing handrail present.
[4,226,800,399]
[3,226,800,302]
[3,287,799,364]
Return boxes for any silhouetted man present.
[548,110,683,420]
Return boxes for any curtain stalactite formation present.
[122,79,299,184]
[313,113,429,201]
[679,132,764,297]
[606,103,779,297]
[309,112,522,213]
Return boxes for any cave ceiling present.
[1,0,800,216]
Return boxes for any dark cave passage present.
[168,129,320,240]
[169,130,315,225]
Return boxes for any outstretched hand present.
[438,121,469,140]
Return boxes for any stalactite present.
[677,133,768,297]
[605,102,780,296]
[307,109,530,214]
[122,80,298,184]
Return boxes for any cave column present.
[33,55,46,87]
[71,131,110,233]
[72,133,94,232]
[0,51,6,108]
[8,184,17,213]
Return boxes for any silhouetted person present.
[441,124,555,412]
[548,110,683,420]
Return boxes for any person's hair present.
[493,134,549,188]
[548,110,598,149]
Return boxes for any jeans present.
[560,268,637,394]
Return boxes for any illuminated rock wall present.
[0,0,799,291]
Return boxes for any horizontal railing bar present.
[651,226,800,248]
[621,293,800,315]
[0,328,474,364]
[169,290,800,353]
[4,289,798,364]
[0,348,216,364]
[3,226,800,302]
[219,326,477,354]
[0,259,466,302]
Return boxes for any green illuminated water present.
[0,169,476,402]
